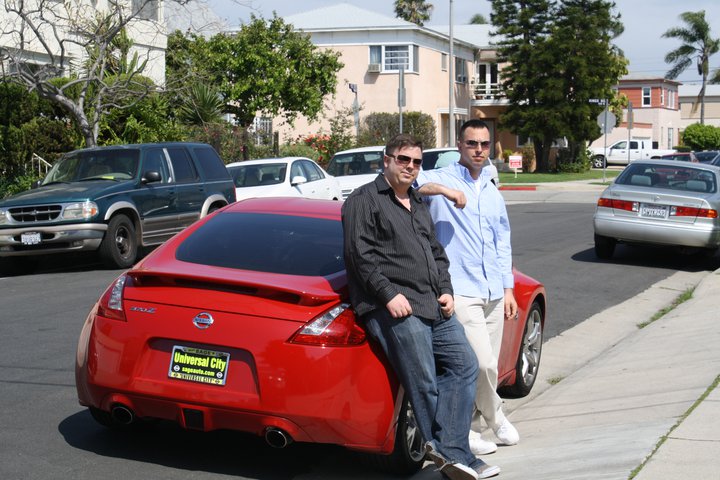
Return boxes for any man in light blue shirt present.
[416,119,519,457]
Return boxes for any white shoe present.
[494,418,519,445]
[468,430,497,456]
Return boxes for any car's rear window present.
[175,212,344,276]
[616,163,717,193]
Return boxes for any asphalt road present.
[1,199,718,479]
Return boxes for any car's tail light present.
[289,304,366,346]
[597,198,638,212]
[96,273,131,321]
[670,206,718,218]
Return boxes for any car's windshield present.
[616,163,717,193]
[229,163,286,188]
[176,212,344,276]
[695,151,719,163]
[43,149,140,184]
[325,150,384,177]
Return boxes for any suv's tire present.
[592,155,606,169]
[99,214,138,269]
[367,395,425,475]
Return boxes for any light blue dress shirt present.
[417,161,514,300]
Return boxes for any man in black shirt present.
[342,134,500,480]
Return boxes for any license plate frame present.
[168,345,230,386]
[639,203,668,219]
[21,232,42,245]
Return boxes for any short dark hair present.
[458,119,490,140]
[385,134,423,156]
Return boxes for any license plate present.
[21,232,41,245]
[640,204,668,219]
[168,346,230,386]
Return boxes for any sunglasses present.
[464,140,492,149]
[387,153,423,167]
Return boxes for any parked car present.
[695,150,720,164]
[226,157,341,201]
[422,147,459,170]
[0,143,235,273]
[659,152,699,163]
[589,139,674,168]
[75,197,546,475]
[325,146,384,199]
[593,160,720,259]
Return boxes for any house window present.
[369,45,418,72]
[475,63,500,97]
[668,90,675,109]
[441,53,448,71]
[660,88,665,106]
[455,57,467,83]
[642,87,651,107]
[668,128,674,149]
[132,0,159,21]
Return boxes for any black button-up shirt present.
[341,174,453,319]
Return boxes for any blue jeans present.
[363,308,479,466]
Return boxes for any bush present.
[357,111,436,148]
[556,147,591,173]
[0,173,42,199]
[681,123,720,151]
[521,143,536,173]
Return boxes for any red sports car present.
[75,197,546,474]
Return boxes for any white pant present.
[454,295,506,431]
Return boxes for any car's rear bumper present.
[0,224,106,256]
[594,214,720,248]
[75,309,400,454]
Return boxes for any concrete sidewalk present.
[475,268,720,479]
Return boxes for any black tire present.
[99,214,138,269]
[501,301,543,398]
[594,233,616,260]
[367,394,425,475]
[592,155,606,169]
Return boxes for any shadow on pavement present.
[572,244,720,272]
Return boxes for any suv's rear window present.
[192,146,232,181]
[175,212,344,276]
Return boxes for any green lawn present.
[499,169,620,184]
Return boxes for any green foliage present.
[520,143,536,173]
[681,123,720,150]
[203,15,343,129]
[178,83,224,126]
[502,148,514,161]
[357,111,436,148]
[279,143,318,160]
[394,0,434,26]
[491,0,627,172]
[556,146,591,173]
[0,173,43,199]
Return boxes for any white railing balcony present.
[472,82,504,100]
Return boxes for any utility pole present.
[448,0,455,146]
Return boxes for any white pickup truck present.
[589,140,674,168]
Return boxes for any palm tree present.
[662,10,720,124]
[394,0,433,26]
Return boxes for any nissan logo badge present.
[193,312,214,329]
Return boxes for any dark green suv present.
[0,142,235,272]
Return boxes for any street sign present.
[589,98,607,105]
[597,109,616,134]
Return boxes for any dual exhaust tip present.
[108,404,294,449]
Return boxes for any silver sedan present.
[593,160,720,259]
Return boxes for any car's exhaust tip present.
[110,404,135,425]
[264,427,293,448]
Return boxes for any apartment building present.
[0,0,167,86]
[282,3,511,153]
[589,75,682,150]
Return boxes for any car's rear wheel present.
[594,234,616,259]
[99,214,138,269]
[592,155,606,169]
[367,394,425,475]
[501,301,543,398]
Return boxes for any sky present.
[199,0,720,85]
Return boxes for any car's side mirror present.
[291,175,308,186]
[142,171,161,184]
[31,180,42,189]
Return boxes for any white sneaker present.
[494,418,519,445]
[468,430,497,455]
